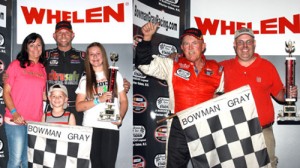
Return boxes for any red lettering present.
[62,11,72,21]
[220,20,235,35]
[279,14,300,33]
[86,7,102,22]
[261,18,277,34]
[72,11,84,23]
[21,6,45,24]
[21,3,125,24]
[46,10,60,23]
[103,3,124,22]
[194,17,219,35]
[193,14,300,36]
[236,22,247,30]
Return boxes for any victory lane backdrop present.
[0,0,13,167]
[133,0,187,167]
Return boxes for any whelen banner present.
[17,0,133,44]
[190,0,300,56]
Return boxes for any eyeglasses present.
[236,40,254,46]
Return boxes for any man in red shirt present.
[220,27,298,168]
[135,22,224,168]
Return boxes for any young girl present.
[75,42,128,168]
[42,84,76,125]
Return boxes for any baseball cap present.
[48,84,68,109]
[180,28,204,40]
[55,21,72,32]
[234,28,255,39]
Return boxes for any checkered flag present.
[177,85,271,168]
[27,122,93,168]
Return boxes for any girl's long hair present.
[17,33,46,68]
[85,42,118,100]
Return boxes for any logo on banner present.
[154,125,167,143]
[0,4,6,28]
[133,125,146,139]
[155,97,170,117]
[133,125,147,147]
[0,33,5,54]
[133,67,149,87]
[0,59,5,74]
[133,155,146,168]
[157,0,180,13]
[158,42,177,57]
[133,94,148,113]
[154,154,166,168]
[0,138,4,158]
[0,114,3,126]
[0,33,4,46]
[0,84,3,105]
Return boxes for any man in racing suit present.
[135,22,224,168]
[45,21,85,125]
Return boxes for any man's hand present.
[123,78,131,93]
[141,22,159,41]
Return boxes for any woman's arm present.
[3,83,26,124]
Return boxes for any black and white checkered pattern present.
[27,122,92,168]
[177,86,271,168]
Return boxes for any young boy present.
[42,84,76,125]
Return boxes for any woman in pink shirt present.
[3,33,47,168]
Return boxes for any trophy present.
[99,52,121,122]
[278,40,300,124]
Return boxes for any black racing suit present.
[45,48,85,125]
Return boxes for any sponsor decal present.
[133,125,147,146]
[133,68,146,79]
[133,125,146,139]
[133,155,146,168]
[0,114,3,126]
[204,68,213,76]
[0,138,4,158]
[158,42,177,57]
[0,84,3,98]
[133,66,150,87]
[49,60,58,66]
[155,97,170,117]
[179,62,190,69]
[156,97,169,110]
[0,33,4,46]
[175,68,190,80]
[0,59,4,73]
[154,125,167,143]
[0,33,5,54]
[133,94,148,113]
[154,154,166,168]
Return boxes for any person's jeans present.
[5,123,28,168]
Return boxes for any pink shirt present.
[5,60,47,122]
